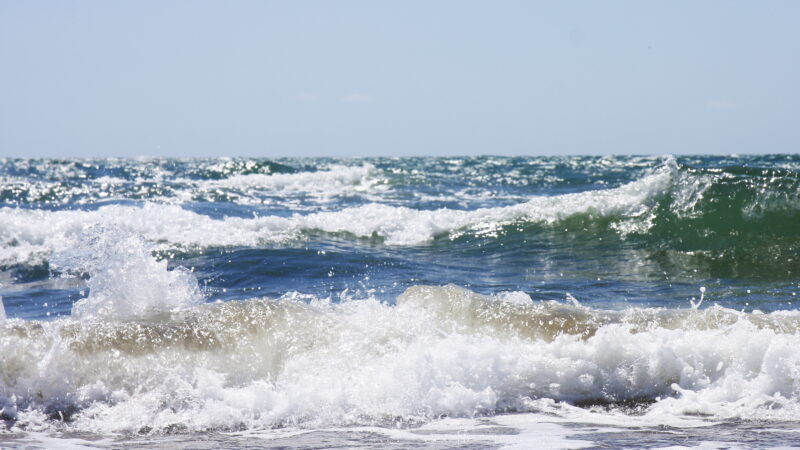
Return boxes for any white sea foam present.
[0,160,677,265]
[0,204,297,265]
[3,278,800,435]
[185,163,387,207]
[295,417,597,449]
[202,164,378,193]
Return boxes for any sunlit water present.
[1,155,800,448]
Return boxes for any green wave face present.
[632,165,800,279]
[465,161,800,281]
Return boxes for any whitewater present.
[1,155,800,448]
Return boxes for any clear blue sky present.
[1,1,798,157]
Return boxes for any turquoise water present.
[1,155,800,448]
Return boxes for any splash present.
[690,286,707,309]
[49,227,202,321]
[3,285,800,434]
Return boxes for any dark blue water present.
[2,155,798,320]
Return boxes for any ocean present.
[1,155,799,449]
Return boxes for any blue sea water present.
[1,155,800,448]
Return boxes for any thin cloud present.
[341,93,372,103]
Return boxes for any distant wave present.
[0,160,671,259]
[0,162,382,206]
[1,158,798,279]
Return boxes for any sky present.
[1,1,799,158]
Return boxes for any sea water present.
[1,155,799,448]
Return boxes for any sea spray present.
[2,155,800,447]
[2,285,800,434]
[49,227,202,320]
[690,287,706,309]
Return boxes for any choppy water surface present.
[1,155,800,448]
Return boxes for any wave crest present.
[3,284,800,433]
[1,158,798,279]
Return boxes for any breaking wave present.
[0,161,380,207]
[2,225,800,436]
[1,158,798,279]
[3,283,800,433]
